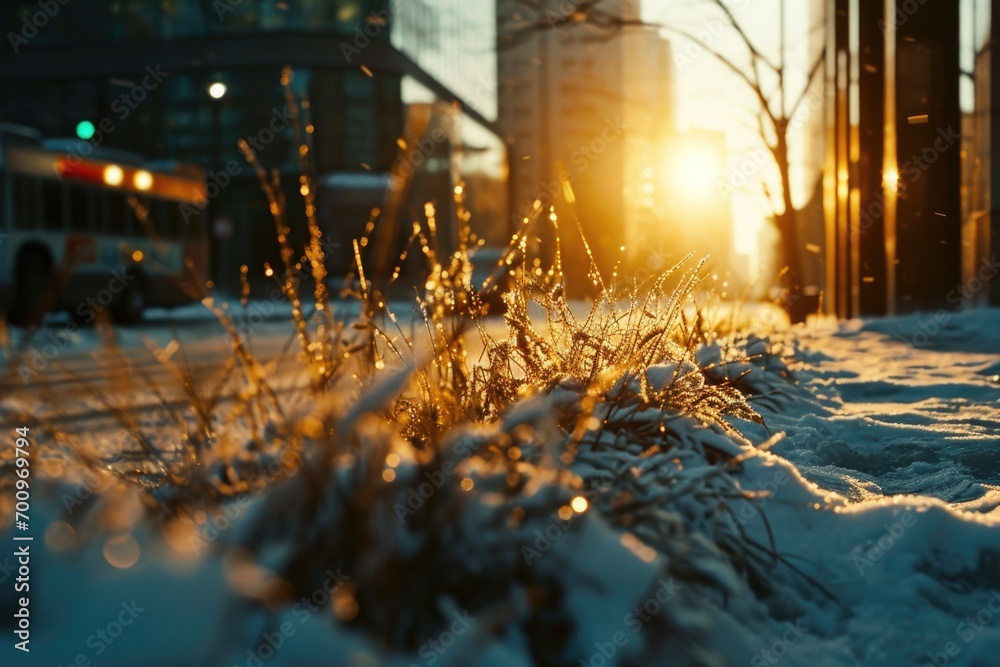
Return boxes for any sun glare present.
[667,146,721,192]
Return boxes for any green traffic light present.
[76,120,96,140]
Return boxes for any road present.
[0,300,366,432]
[0,295,784,457]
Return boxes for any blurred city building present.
[0,0,508,293]
[824,0,998,316]
[785,0,829,306]
[496,0,697,288]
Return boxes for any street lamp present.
[208,80,228,292]
[208,82,227,99]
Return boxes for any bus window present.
[105,191,130,236]
[68,185,94,232]
[186,205,206,240]
[130,195,154,237]
[163,200,183,240]
[123,196,136,237]
[12,175,38,229]
[41,180,66,231]
[150,200,168,239]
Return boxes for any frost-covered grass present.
[11,76,1000,667]
[6,187,1000,667]
[0,161,812,665]
[217,206,806,665]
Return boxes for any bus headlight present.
[103,165,124,186]
[134,170,154,191]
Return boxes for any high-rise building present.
[496,0,677,285]
[0,1,508,291]
[824,0,999,315]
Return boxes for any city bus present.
[0,123,209,325]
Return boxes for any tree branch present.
[498,0,651,51]
[661,23,778,133]
[708,0,780,74]
[786,48,827,122]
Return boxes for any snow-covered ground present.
[3,307,1000,666]
[762,309,1000,509]
[730,308,1000,667]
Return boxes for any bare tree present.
[665,0,825,322]
[498,0,826,322]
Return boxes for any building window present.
[398,0,440,56]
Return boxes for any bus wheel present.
[9,249,52,327]
[113,275,146,325]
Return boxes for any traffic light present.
[75,120,96,140]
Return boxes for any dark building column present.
[827,0,852,319]
[992,0,1000,305]
[893,0,962,312]
[857,0,887,315]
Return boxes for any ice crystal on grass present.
[0,70,820,667]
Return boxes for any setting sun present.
[666,145,722,192]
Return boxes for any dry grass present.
[0,71,819,666]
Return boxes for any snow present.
[725,308,1000,666]
[4,307,1000,666]
[754,310,1000,508]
